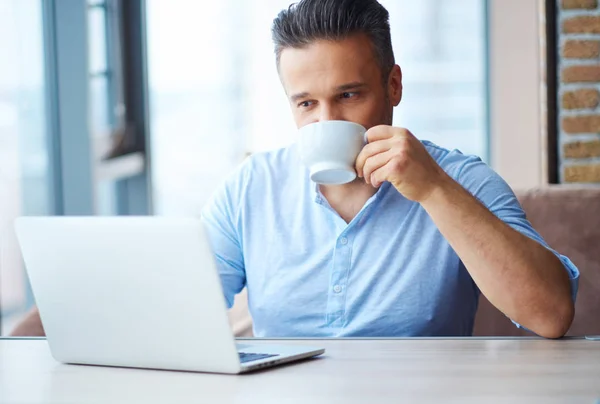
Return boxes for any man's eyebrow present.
[335,82,367,92]
[290,82,367,102]
[290,92,310,102]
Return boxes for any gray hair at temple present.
[271,0,395,83]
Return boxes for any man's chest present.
[240,198,477,334]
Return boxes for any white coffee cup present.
[298,120,367,185]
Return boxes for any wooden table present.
[1,338,600,403]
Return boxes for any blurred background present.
[1,0,598,336]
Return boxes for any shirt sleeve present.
[452,154,580,328]
[200,158,251,309]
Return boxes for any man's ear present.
[388,65,402,106]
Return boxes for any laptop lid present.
[15,216,242,373]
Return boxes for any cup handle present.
[363,131,369,145]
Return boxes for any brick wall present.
[559,0,600,182]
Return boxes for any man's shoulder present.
[245,144,300,175]
[421,140,514,206]
[421,140,488,182]
[222,144,301,192]
[202,144,301,219]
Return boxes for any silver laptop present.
[14,216,324,374]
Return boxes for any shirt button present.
[340,237,348,245]
[333,285,342,293]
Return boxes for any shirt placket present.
[314,183,390,332]
[326,229,353,329]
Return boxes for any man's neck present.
[319,179,378,224]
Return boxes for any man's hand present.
[10,306,45,336]
[355,126,448,202]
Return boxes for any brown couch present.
[10,187,600,338]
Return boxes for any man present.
[201,0,578,338]
[11,0,577,339]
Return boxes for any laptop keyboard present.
[238,352,279,363]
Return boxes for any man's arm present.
[10,306,45,336]
[356,126,575,338]
[200,158,253,309]
[420,176,573,338]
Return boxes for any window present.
[0,0,51,334]
[147,0,488,217]
[0,0,151,335]
[89,0,119,215]
[383,0,487,158]
[90,0,150,217]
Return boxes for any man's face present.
[278,33,402,130]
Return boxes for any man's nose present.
[318,104,344,122]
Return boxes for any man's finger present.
[365,125,394,144]
[371,162,396,188]
[362,150,394,185]
[355,139,392,177]
[366,126,417,145]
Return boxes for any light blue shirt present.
[201,141,579,337]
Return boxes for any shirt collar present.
[312,181,391,205]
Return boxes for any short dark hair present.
[271,0,395,81]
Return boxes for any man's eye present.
[298,100,314,108]
[341,92,357,99]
